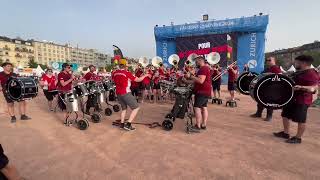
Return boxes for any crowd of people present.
[0,54,319,179]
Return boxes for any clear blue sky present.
[1,0,319,58]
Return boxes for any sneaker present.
[123,123,136,131]
[273,131,290,139]
[200,124,207,130]
[119,123,125,129]
[286,136,302,144]
[20,115,31,120]
[11,116,17,123]
[193,125,201,131]
[250,113,262,118]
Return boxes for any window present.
[53,50,55,53]
[45,57,47,60]
[43,48,46,51]
[44,53,47,56]
[48,49,51,52]
[49,58,51,61]
[5,52,9,55]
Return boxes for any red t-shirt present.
[41,74,57,91]
[193,66,212,97]
[83,72,98,81]
[228,66,238,82]
[58,71,73,92]
[159,68,165,76]
[142,70,152,85]
[0,72,17,90]
[293,69,319,105]
[266,65,282,74]
[112,69,136,95]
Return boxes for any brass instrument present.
[168,54,180,67]
[206,52,221,65]
[185,53,197,67]
[151,56,163,68]
[212,61,237,81]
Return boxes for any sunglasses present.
[266,59,272,62]
[47,70,52,72]
[66,66,71,69]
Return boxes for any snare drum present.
[6,77,38,101]
[85,80,98,94]
[74,83,89,97]
[64,92,79,112]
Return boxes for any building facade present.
[71,48,110,67]
[1,35,111,68]
[0,36,34,67]
[266,41,320,68]
[33,41,71,66]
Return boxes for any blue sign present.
[154,15,269,73]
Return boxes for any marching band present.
[0,53,319,143]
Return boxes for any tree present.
[39,64,48,70]
[28,59,38,68]
[0,59,3,65]
[304,51,320,67]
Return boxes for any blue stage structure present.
[154,15,269,74]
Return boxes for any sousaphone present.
[138,57,149,68]
[152,56,163,68]
[206,52,221,65]
[185,53,197,67]
[168,54,180,66]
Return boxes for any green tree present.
[105,64,115,72]
[304,51,320,67]
[39,64,48,70]
[28,59,38,68]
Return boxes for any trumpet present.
[212,61,237,81]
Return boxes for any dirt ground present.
[0,87,319,180]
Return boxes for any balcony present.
[3,46,10,51]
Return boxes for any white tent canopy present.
[287,65,296,72]
[280,66,286,73]
[311,64,315,69]
[34,65,45,77]
[0,67,3,72]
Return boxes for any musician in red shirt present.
[152,68,161,103]
[131,64,143,102]
[0,62,31,123]
[274,55,319,144]
[141,66,153,103]
[57,63,75,115]
[227,63,238,101]
[112,59,150,131]
[39,68,57,111]
[185,56,212,131]
[83,65,100,114]
[251,57,282,121]
[211,64,222,99]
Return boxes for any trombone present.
[212,61,237,81]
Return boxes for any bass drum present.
[249,73,295,109]
[237,72,259,95]
[6,77,38,101]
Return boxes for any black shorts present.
[153,83,161,90]
[2,92,24,104]
[212,81,221,91]
[194,94,209,108]
[131,88,139,96]
[43,90,55,101]
[281,103,309,123]
[0,144,9,171]
[142,84,151,90]
[228,81,236,91]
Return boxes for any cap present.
[62,63,72,69]
[119,59,127,65]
